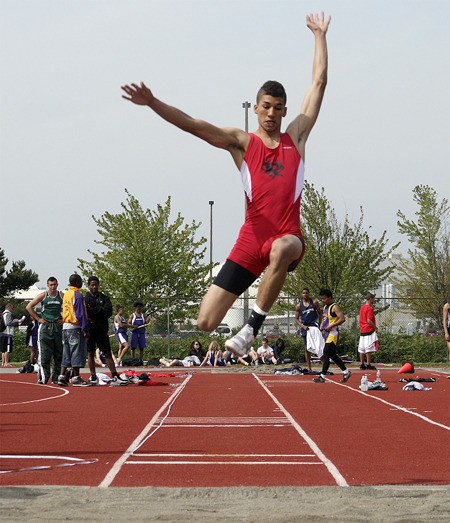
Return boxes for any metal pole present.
[242,102,251,324]
[209,200,214,284]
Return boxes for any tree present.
[0,249,39,302]
[396,185,450,326]
[281,182,399,313]
[77,190,213,324]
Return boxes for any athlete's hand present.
[121,81,154,106]
[306,12,331,35]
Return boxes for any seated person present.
[200,340,226,367]
[272,338,286,363]
[223,346,259,366]
[159,355,201,367]
[188,340,205,361]
[257,338,277,364]
[95,348,118,367]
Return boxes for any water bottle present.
[360,374,368,391]
[376,369,381,382]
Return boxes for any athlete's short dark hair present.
[88,276,99,285]
[256,81,287,104]
[47,276,57,284]
[69,274,82,288]
[319,288,333,298]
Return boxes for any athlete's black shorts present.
[87,328,112,355]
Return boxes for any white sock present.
[253,304,269,316]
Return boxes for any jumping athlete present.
[122,12,331,356]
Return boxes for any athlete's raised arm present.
[286,12,330,156]
[121,82,249,166]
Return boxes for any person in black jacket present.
[188,340,205,362]
[84,276,128,386]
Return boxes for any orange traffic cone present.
[398,361,414,374]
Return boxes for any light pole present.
[242,102,251,323]
[209,200,214,284]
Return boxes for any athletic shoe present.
[71,376,86,386]
[224,325,254,357]
[366,364,377,370]
[340,370,352,382]
[57,375,68,386]
[313,376,325,383]
[359,364,367,370]
[84,376,98,387]
[110,376,129,386]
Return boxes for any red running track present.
[0,368,449,487]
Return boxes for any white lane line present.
[0,379,69,406]
[328,380,450,431]
[125,461,322,466]
[99,374,192,488]
[0,455,96,474]
[253,374,349,487]
[132,453,316,457]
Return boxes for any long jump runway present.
[0,369,449,488]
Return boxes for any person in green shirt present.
[26,277,64,384]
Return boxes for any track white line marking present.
[133,453,315,457]
[0,379,69,406]
[99,374,192,488]
[125,461,322,466]
[326,380,450,431]
[0,455,96,474]
[253,374,349,487]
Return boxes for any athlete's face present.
[320,295,332,306]
[88,280,99,295]
[47,280,58,292]
[254,95,287,133]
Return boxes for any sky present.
[1,0,449,288]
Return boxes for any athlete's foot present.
[225,325,254,357]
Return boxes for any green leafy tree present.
[77,190,212,324]
[0,248,39,302]
[281,182,399,313]
[396,185,450,326]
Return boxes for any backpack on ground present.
[122,357,143,367]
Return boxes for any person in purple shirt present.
[58,274,90,386]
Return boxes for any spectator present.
[223,347,256,366]
[1,303,25,367]
[26,276,64,384]
[256,338,277,364]
[128,301,147,361]
[313,288,351,383]
[58,274,90,386]
[26,318,39,364]
[188,340,205,362]
[200,340,226,367]
[443,299,450,362]
[295,288,322,371]
[114,305,131,365]
[358,293,378,370]
[84,276,128,386]
[272,338,286,363]
[159,355,201,367]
